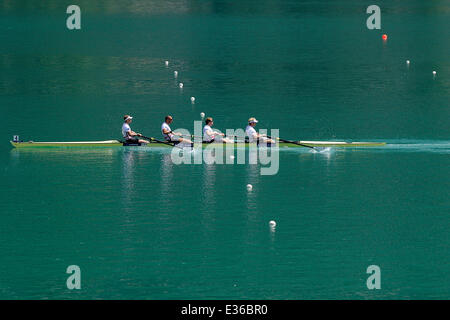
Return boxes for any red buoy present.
[382,34,388,40]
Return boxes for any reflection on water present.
[160,153,174,200]
[9,148,117,157]
[246,150,259,213]
[200,163,217,233]
[2,139,450,299]
[121,150,138,210]
[201,162,217,207]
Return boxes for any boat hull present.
[10,140,386,148]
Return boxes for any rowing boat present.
[10,140,386,148]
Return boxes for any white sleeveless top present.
[203,125,215,142]
[122,123,131,139]
[245,125,257,142]
[161,122,172,141]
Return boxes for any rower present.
[161,115,192,144]
[245,117,275,144]
[203,117,234,143]
[122,115,148,144]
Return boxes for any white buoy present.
[269,220,277,227]
[174,71,178,77]
[200,112,205,118]
[433,71,437,76]
[190,97,195,103]
[165,60,169,66]
[179,83,183,88]
[406,60,410,65]
[246,184,253,191]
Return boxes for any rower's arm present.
[162,128,171,135]
[212,130,225,136]
[129,130,141,137]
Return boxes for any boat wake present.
[311,147,331,153]
[281,139,450,154]
[376,140,450,154]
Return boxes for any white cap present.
[124,116,133,121]
[248,117,258,123]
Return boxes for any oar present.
[265,135,322,151]
[179,133,237,141]
[255,119,322,151]
[139,135,184,149]
[179,134,203,139]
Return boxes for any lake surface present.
[0,0,449,299]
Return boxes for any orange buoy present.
[382,34,388,40]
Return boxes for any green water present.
[1,1,449,299]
